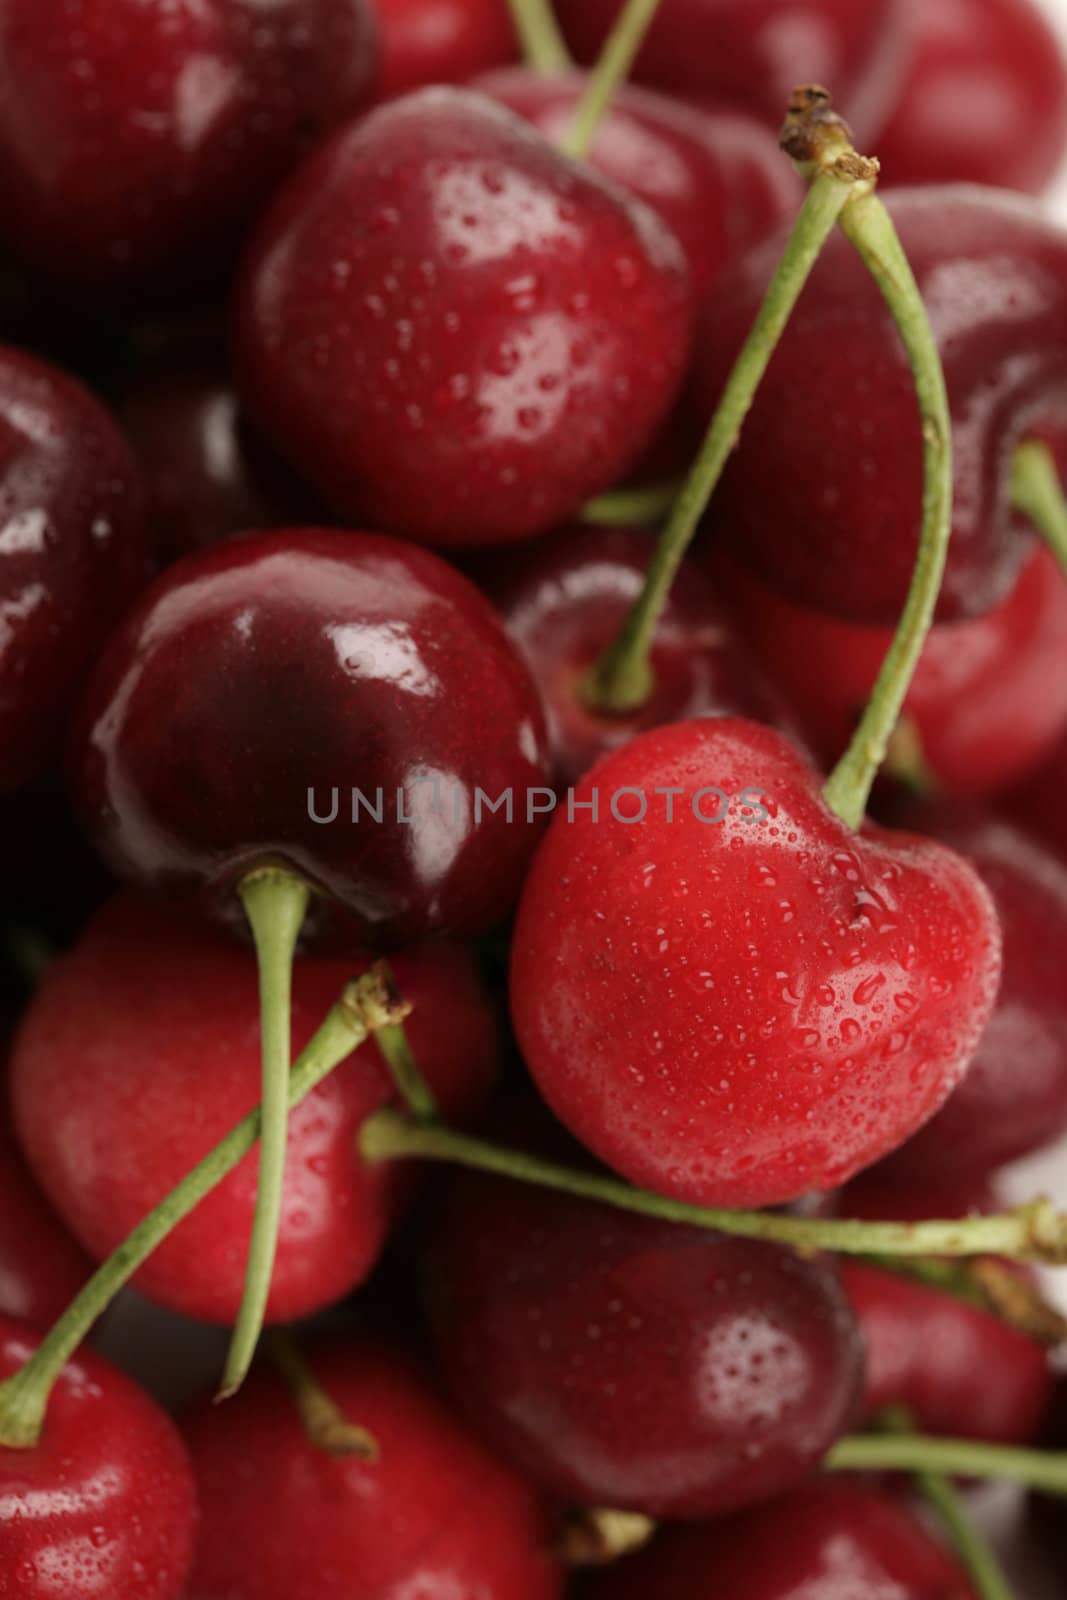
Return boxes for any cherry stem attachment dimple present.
[0,971,405,1452]
[562,0,662,159]
[505,0,572,72]
[268,1330,378,1459]
[221,867,311,1401]
[826,1432,1067,1499]
[582,479,682,527]
[1010,437,1067,577]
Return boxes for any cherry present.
[476,67,799,298]
[0,1109,91,1327]
[373,0,516,101]
[234,88,693,547]
[694,188,1067,623]
[0,342,146,793]
[182,1336,562,1599]
[582,1482,979,1599]
[714,544,1067,796]
[876,0,1067,195]
[10,893,497,1325]
[0,1314,197,1600]
[0,0,378,303]
[510,717,1002,1209]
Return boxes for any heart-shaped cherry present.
[0,1107,91,1327]
[0,1314,197,1600]
[373,0,516,100]
[182,1337,562,1599]
[0,0,378,302]
[234,88,693,547]
[510,717,1002,1209]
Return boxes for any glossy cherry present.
[10,894,498,1324]
[876,0,1067,195]
[715,545,1067,796]
[0,0,378,302]
[0,343,146,792]
[373,0,515,101]
[695,189,1067,623]
[476,68,799,298]
[235,88,693,547]
[583,1482,978,1599]
[0,1315,197,1600]
[0,1110,91,1327]
[182,1337,562,1600]
[510,717,1002,1209]
[69,527,548,941]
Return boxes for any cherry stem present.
[582,479,682,528]
[862,1254,1067,1345]
[268,1331,378,1458]
[562,0,661,159]
[827,1432,1067,1498]
[359,1109,1067,1264]
[555,1507,656,1566]
[584,156,866,715]
[0,971,405,1451]
[374,1008,437,1123]
[221,867,311,1401]
[1010,438,1067,576]
[505,0,571,72]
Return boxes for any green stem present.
[359,1110,1067,1263]
[562,0,661,159]
[375,1015,437,1123]
[827,1433,1067,1498]
[269,1331,378,1458]
[506,0,571,72]
[1010,438,1067,575]
[0,971,403,1450]
[582,479,682,528]
[221,868,311,1400]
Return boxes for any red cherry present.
[582,1482,979,1599]
[0,0,378,302]
[554,0,908,141]
[373,0,516,100]
[69,527,548,941]
[182,1337,562,1600]
[10,895,497,1324]
[0,1112,91,1327]
[694,189,1067,623]
[877,0,1067,195]
[0,343,146,792]
[234,88,693,547]
[476,67,799,298]
[0,1315,197,1600]
[715,545,1067,796]
[510,718,1002,1209]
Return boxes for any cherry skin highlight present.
[0,1315,197,1600]
[373,0,515,101]
[0,1112,91,1327]
[235,88,693,547]
[182,1337,562,1600]
[69,527,548,941]
[510,718,1002,1209]
[0,343,146,792]
[10,895,498,1325]
[695,189,1067,624]
[0,0,378,302]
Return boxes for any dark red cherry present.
[235,88,693,547]
[476,68,799,298]
[10,894,497,1324]
[0,0,378,302]
[424,1166,862,1519]
[373,0,515,100]
[877,0,1067,194]
[510,718,1002,1209]
[583,1482,978,1599]
[69,528,549,941]
[182,1337,562,1600]
[554,0,908,140]
[715,545,1067,795]
[0,1106,91,1326]
[0,343,146,792]
[0,1315,197,1600]
[695,189,1067,623]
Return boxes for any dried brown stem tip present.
[555,1507,656,1566]
[780,86,880,184]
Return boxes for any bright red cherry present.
[182,1337,562,1600]
[0,1315,197,1600]
[715,545,1067,796]
[476,68,799,298]
[10,894,498,1324]
[0,343,146,792]
[0,1110,91,1327]
[583,1482,979,1599]
[425,1164,863,1518]
[695,189,1067,623]
[373,0,515,100]
[0,0,378,302]
[877,0,1067,195]
[510,718,1002,1209]
[69,527,548,941]
[235,88,693,547]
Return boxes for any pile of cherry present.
[7,0,1067,1595]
